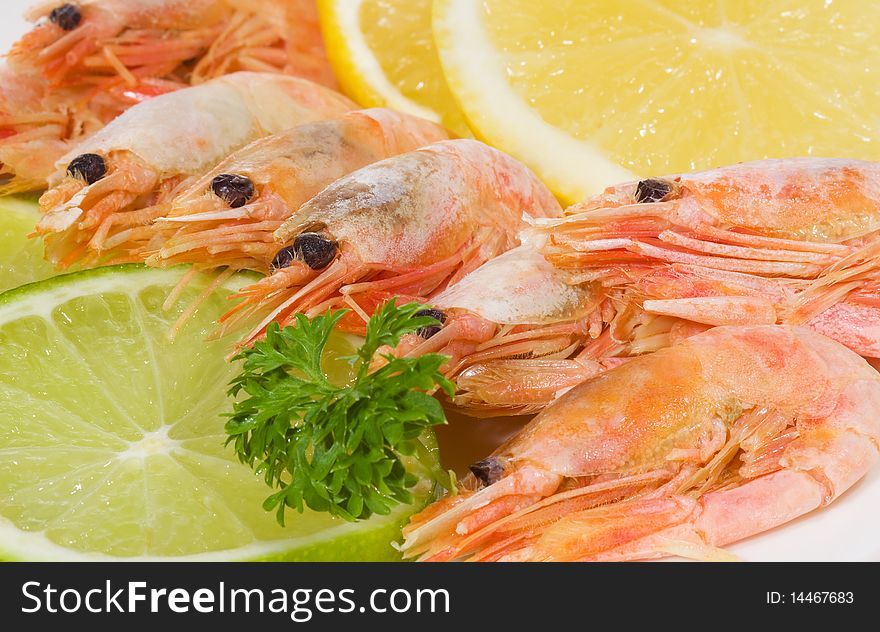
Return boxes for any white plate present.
[0,0,32,53]
[1,0,878,562]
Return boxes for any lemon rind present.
[434,0,636,203]
[320,0,442,123]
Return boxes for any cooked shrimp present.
[388,160,880,414]
[0,0,333,189]
[536,158,880,358]
[0,61,180,191]
[387,237,615,415]
[401,325,880,561]
[0,62,87,191]
[9,0,333,88]
[141,109,451,273]
[33,72,355,268]
[224,139,563,344]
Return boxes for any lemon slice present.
[0,265,435,561]
[319,0,470,136]
[434,0,880,202]
[0,196,56,292]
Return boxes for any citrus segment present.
[434,0,880,201]
[0,266,433,561]
[320,0,470,135]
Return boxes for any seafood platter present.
[0,0,879,562]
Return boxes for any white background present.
[0,0,878,561]
[0,0,31,53]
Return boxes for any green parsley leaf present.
[225,300,454,524]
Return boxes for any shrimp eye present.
[635,178,676,203]
[293,232,338,269]
[271,233,338,272]
[414,308,446,339]
[49,4,82,31]
[66,153,106,184]
[469,457,504,487]
[210,174,255,209]
[269,245,296,272]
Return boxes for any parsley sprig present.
[225,301,454,524]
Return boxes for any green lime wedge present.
[0,265,436,561]
[0,196,57,293]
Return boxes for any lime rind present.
[0,501,423,561]
[0,265,435,561]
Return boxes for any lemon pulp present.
[435,0,880,201]
[320,0,470,135]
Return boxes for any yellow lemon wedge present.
[319,0,470,136]
[433,0,880,202]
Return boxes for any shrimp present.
[9,0,333,88]
[535,158,880,359]
[0,62,88,192]
[401,325,880,562]
[33,72,356,268]
[223,139,563,343]
[387,237,616,415]
[1,0,333,189]
[388,159,880,414]
[141,109,451,273]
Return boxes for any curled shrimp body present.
[401,326,880,562]
[390,237,613,415]
[225,139,563,343]
[0,0,333,189]
[34,72,356,268]
[536,158,880,359]
[143,109,451,273]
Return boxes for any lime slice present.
[0,196,57,292]
[0,265,436,561]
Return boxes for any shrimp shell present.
[0,0,333,189]
[34,72,356,266]
[51,72,353,179]
[402,326,880,562]
[226,139,563,343]
[143,108,451,272]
